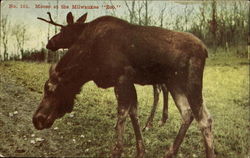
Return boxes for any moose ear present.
[66,12,74,25]
[76,13,87,23]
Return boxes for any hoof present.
[158,121,164,127]
[142,126,149,132]
[158,120,166,127]
[164,152,173,158]
[111,146,123,158]
[112,151,122,158]
[159,116,168,127]
[164,147,174,158]
[136,140,145,158]
[136,152,145,158]
[142,123,153,132]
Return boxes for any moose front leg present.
[112,100,130,158]
[112,72,145,158]
[130,103,145,158]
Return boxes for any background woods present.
[0,1,248,61]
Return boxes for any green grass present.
[0,51,249,158]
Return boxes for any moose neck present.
[55,47,94,92]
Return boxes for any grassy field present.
[0,51,249,158]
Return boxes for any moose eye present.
[44,84,52,96]
[44,81,49,91]
[44,81,57,95]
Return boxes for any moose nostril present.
[37,114,46,123]
[33,113,47,130]
[33,113,47,126]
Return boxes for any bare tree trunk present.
[12,23,29,60]
[45,11,50,63]
[45,24,50,63]
[125,0,136,23]
[199,4,205,40]
[184,4,188,31]
[108,0,116,16]
[55,0,59,62]
[55,0,59,35]
[159,3,166,28]
[210,0,217,50]
[137,2,143,25]
[1,15,10,61]
[248,2,250,59]
[144,0,148,26]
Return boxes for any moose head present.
[38,12,88,51]
[32,64,85,130]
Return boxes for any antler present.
[37,12,64,27]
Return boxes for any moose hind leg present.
[165,87,194,158]
[189,95,215,158]
[160,84,169,126]
[196,105,215,158]
[187,57,215,158]
[143,84,161,131]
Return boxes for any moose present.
[33,12,215,158]
[38,12,170,130]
